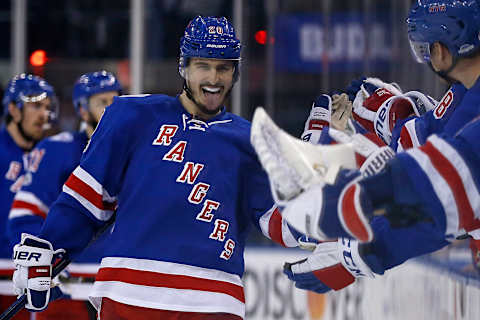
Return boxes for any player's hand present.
[301,94,353,144]
[281,169,374,243]
[349,77,437,144]
[284,238,374,294]
[12,233,65,311]
[470,238,480,273]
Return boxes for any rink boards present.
[0,247,479,319]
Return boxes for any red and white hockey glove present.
[351,78,436,144]
[284,238,374,294]
[13,234,65,311]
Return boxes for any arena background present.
[0,1,479,319]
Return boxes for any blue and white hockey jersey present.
[7,130,110,275]
[0,128,30,268]
[363,78,480,272]
[38,95,296,318]
[390,82,467,151]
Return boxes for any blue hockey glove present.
[12,233,66,311]
[284,238,374,294]
[281,169,374,243]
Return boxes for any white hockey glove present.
[302,93,353,143]
[13,233,65,311]
[251,107,394,204]
[284,238,374,294]
[251,107,358,204]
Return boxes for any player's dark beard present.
[87,111,99,131]
[16,112,36,145]
[183,80,233,116]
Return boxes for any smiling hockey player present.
[9,16,303,320]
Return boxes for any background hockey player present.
[0,74,57,319]
[8,71,122,319]
[252,0,480,294]
[9,16,303,320]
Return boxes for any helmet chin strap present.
[428,55,460,85]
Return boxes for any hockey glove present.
[12,233,65,311]
[281,169,374,243]
[351,78,437,144]
[251,107,394,206]
[302,93,353,143]
[284,238,374,294]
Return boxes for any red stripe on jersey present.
[399,126,414,150]
[99,297,243,320]
[0,269,14,276]
[65,173,116,211]
[421,142,480,231]
[312,263,355,290]
[268,208,286,247]
[11,200,47,219]
[340,184,371,242]
[96,267,245,303]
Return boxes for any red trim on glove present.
[312,263,355,290]
[28,266,50,278]
[340,184,373,243]
[308,120,329,131]
[268,208,286,247]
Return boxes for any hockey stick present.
[0,255,71,320]
[0,214,116,320]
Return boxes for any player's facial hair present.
[17,110,35,144]
[183,79,232,116]
[87,111,99,131]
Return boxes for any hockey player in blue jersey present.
[0,74,56,319]
[8,71,122,320]
[9,16,301,320]
[251,0,480,293]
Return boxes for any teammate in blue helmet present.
[2,73,57,149]
[407,0,480,83]
[178,16,241,118]
[0,75,56,319]
[72,70,122,136]
[272,0,480,298]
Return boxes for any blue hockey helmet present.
[2,73,57,121]
[72,70,122,114]
[407,0,480,64]
[179,16,242,80]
